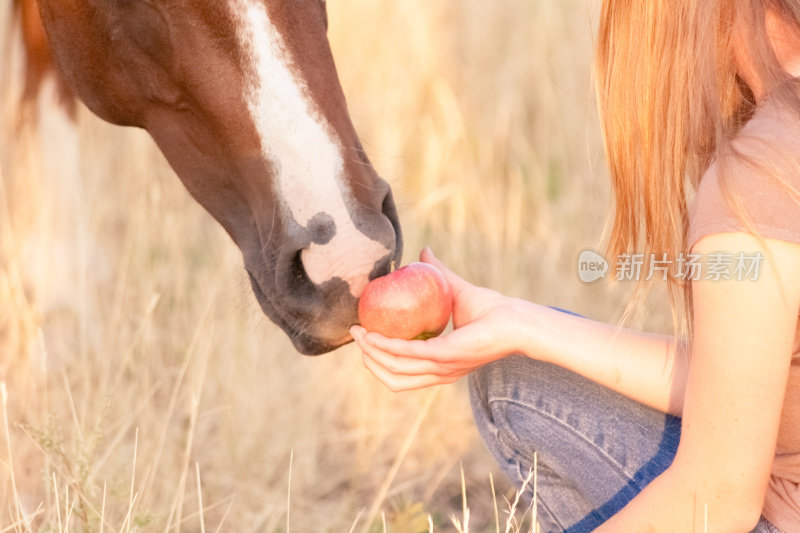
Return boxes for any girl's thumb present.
[420,247,469,291]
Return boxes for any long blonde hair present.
[594,0,800,333]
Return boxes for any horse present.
[11,0,403,355]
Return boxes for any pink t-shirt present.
[688,98,800,533]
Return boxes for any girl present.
[351,1,800,531]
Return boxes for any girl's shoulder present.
[732,98,800,160]
[688,99,800,251]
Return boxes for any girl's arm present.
[351,248,688,415]
[596,232,800,532]
[521,306,688,416]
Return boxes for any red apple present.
[357,262,453,340]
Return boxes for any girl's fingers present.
[363,332,437,359]
[420,247,471,294]
[356,334,453,377]
[350,324,368,341]
[352,325,452,362]
[365,349,435,377]
[361,351,461,392]
[352,324,472,392]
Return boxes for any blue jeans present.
[469,355,782,532]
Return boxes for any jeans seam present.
[489,395,634,484]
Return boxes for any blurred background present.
[0,1,670,531]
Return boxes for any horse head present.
[36,0,403,354]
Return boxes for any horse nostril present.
[381,189,396,219]
[289,249,315,298]
[277,187,402,304]
[380,188,403,262]
[369,252,394,280]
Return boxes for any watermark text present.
[577,250,763,283]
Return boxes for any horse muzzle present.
[244,188,402,355]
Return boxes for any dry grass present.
[0,1,671,531]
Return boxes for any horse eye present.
[118,2,174,68]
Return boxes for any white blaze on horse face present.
[236,1,389,297]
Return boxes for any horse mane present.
[11,0,77,120]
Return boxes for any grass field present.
[0,1,671,531]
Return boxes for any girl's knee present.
[470,355,565,409]
[469,355,566,460]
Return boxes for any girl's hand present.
[350,248,529,392]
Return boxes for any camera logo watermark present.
[577,250,764,283]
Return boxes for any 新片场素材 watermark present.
[577,249,764,283]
